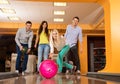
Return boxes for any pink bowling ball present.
[39,60,58,79]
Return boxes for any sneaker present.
[15,70,19,73]
[76,70,80,74]
[65,70,69,74]
[72,66,77,72]
[69,61,73,65]
[65,74,70,79]
[70,66,76,74]
[22,72,25,75]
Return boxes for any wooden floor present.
[0,74,120,84]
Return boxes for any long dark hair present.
[38,21,49,37]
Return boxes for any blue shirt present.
[64,25,82,47]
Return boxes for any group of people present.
[15,16,83,75]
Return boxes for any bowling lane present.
[0,74,120,84]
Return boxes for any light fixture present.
[0,8,16,14]
[54,2,67,6]
[0,0,9,4]
[54,18,64,22]
[54,11,65,15]
[8,16,20,21]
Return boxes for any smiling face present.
[72,18,79,26]
[26,23,32,30]
[42,22,47,29]
[52,31,58,40]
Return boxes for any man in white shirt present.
[65,16,83,74]
[15,21,33,75]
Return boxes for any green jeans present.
[56,45,73,72]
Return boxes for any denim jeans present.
[37,44,50,71]
[16,44,28,72]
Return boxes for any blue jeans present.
[37,44,50,71]
[16,44,28,72]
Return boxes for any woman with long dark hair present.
[34,21,50,72]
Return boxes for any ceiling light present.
[54,2,67,6]
[54,18,64,22]
[8,16,20,21]
[0,8,16,14]
[0,0,9,4]
[54,11,65,15]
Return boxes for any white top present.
[15,28,33,48]
[50,36,66,53]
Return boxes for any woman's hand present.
[27,48,31,54]
[49,53,53,59]
[34,44,37,48]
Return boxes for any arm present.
[27,31,33,54]
[64,26,68,38]
[79,28,83,53]
[28,31,33,48]
[15,29,23,50]
[49,32,54,58]
[49,40,54,58]
[34,31,39,48]
[49,32,54,53]
[15,28,21,47]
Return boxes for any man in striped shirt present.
[65,16,83,74]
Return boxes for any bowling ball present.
[39,60,58,79]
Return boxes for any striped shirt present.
[15,28,33,48]
[64,25,82,47]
